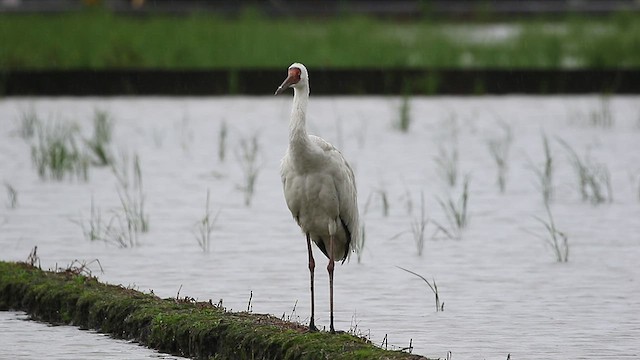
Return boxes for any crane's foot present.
[308,321,318,332]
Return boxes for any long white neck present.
[289,83,311,151]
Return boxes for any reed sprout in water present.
[72,196,104,242]
[91,153,150,247]
[436,175,470,239]
[73,155,148,248]
[17,108,40,139]
[30,119,90,181]
[486,122,512,193]
[85,109,114,166]
[527,132,554,204]
[236,133,262,206]
[4,182,17,209]
[218,120,228,162]
[411,192,429,256]
[558,139,612,204]
[589,96,615,128]
[395,93,412,132]
[434,142,459,187]
[364,188,389,217]
[114,153,149,234]
[397,266,444,312]
[531,202,569,263]
[194,189,220,252]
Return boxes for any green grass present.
[1,10,639,69]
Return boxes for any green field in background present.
[1,10,639,69]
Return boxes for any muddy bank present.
[0,261,426,360]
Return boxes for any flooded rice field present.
[1,96,639,359]
[0,311,186,360]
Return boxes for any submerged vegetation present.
[24,109,115,181]
[0,261,426,360]
[73,150,149,248]
[527,133,555,205]
[397,266,444,312]
[487,122,513,193]
[30,119,90,181]
[558,139,613,204]
[85,110,114,167]
[530,203,569,263]
[1,10,639,69]
[436,175,470,239]
[396,94,412,132]
[194,189,220,252]
[236,133,262,207]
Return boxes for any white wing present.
[309,135,360,260]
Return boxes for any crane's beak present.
[275,75,295,95]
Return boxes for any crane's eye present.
[289,68,302,83]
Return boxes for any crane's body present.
[281,134,358,261]
[276,63,359,333]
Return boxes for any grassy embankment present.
[0,10,639,69]
[0,261,426,360]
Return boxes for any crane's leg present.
[327,234,336,333]
[306,233,318,332]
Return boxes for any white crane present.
[275,63,360,333]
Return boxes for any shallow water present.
[1,96,639,359]
[0,311,186,359]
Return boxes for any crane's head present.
[275,63,308,95]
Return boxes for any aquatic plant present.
[411,192,429,256]
[558,139,612,204]
[236,133,262,206]
[527,132,554,204]
[530,202,569,263]
[117,154,148,232]
[102,210,138,248]
[486,122,512,193]
[193,189,220,252]
[589,96,615,128]
[85,109,114,166]
[177,114,193,152]
[434,142,459,187]
[218,120,228,162]
[397,266,443,312]
[436,175,470,238]
[4,182,17,209]
[72,196,104,242]
[395,94,412,132]
[103,153,149,247]
[30,119,90,181]
[17,108,40,139]
[364,188,389,217]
